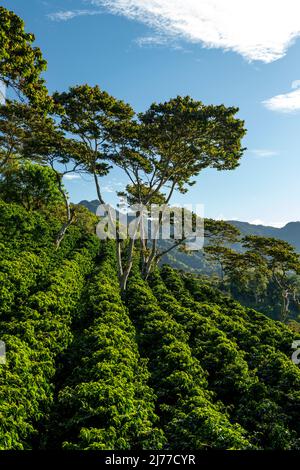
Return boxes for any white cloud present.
[135,35,168,47]
[249,219,286,228]
[263,81,300,112]
[249,218,265,226]
[91,0,300,62]
[103,185,114,193]
[63,173,81,180]
[48,9,102,21]
[135,34,187,52]
[291,79,300,89]
[102,179,124,193]
[135,34,189,52]
[250,149,279,158]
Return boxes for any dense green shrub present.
[1,195,300,450]
[0,163,63,211]
[0,242,98,449]
[126,267,250,450]
[55,242,165,450]
[0,252,51,319]
[150,269,254,402]
[159,265,300,449]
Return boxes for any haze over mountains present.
[229,220,300,252]
[79,200,300,273]
[79,200,300,251]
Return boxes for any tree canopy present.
[0,6,50,107]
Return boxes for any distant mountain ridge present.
[229,220,300,252]
[79,200,300,274]
[79,199,300,251]
[79,200,100,214]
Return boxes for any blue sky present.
[4,0,300,226]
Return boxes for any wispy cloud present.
[63,173,81,180]
[90,0,300,62]
[48,9,102,22]
[250,149,279,158]
[135,34,187,52]
[103,185,114,193]
[292,80,300,89]
[135,35,168,47]
[263,81,300,113]
[249,219,287,228]
[102,179,124,193]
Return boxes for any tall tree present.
[53,84,134,204]
[204,219,241,280]
[0,101,85,247]
[0,6,50,107]
[112,96,246,287]
[242,236,300,321]
[53,84,135,272]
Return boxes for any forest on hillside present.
[1,5,300,451]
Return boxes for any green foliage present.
[126,266,250,450]
[53,85,134,202]
[159,266,300,449]
[0,7,299,451]
[0,162,63,211]
[0,198,88,258]
[150,269,254,402]
[0,6,50,107]
[55,242,165,450]
[139,97,246,180]
[0,251,49,319]
[1,195,300,450]
[0,246,97,449]
[206,233,300,322]
[0,201,100,449]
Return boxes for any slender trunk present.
[140,215,148,270]
[116,239,123,279]
[143,239,157,279]
[273,273,290,323]
[55,209,75,249]
[141,182,176,278]
[220,260,225,281]
[281,291,290,323]
[119,238,135,295]
[54,172,74,249]
[119,265,132,295]
[119,210,146,292]
[93,172,105,205]
[92,171,126,288]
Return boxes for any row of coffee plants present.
[125,266,250,450]
[55,242,165,450]
[159,266,300,449]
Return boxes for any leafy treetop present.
[0,7,50,108]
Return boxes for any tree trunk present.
[93,172,105,205]
[119,238,135,295]
[54,172,75,249]
[143,239,157,279]
[281,290,290,323]
[55,209,75,249]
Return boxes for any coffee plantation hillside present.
[1,199,300,450]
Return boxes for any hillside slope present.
[1,200,300,450]
[230,220,300,251]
